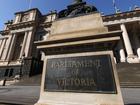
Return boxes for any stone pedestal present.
[35,12,124,105]
[49,13,108,40]
[35,52,124,105]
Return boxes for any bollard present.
[2,78,6,86]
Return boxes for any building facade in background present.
[0,9,56,80]
[0,5,140,85]
[103,8,140,63]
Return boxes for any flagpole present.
[113,0,118,13]
[29,0,32,9]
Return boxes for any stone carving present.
[22,14,29,22]
[58,0,97,18]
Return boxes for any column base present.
[137,48,140,59]
[114,57,117,64]
[120,58,126,62]
[0,61,9,66]
[127,55,140,63]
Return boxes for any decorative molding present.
[8,21,35,30]
[22,13,30,22]
[103,10,140,26]
[10,27,33,33]
[103,16,140,26]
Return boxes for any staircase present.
[117,63,140,88]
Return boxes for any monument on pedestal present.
[35,0,124,105]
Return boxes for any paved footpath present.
[0,86,140,105]
[0,86,40,105]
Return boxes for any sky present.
[0,0,140,30]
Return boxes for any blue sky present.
[0,0,140,30]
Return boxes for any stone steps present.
[116,63,140,87]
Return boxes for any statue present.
[58,0,97,18]
[73,0,83,4]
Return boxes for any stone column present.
[120,23,139,63]
[0,39,4,56]
[0,39,6,59]
[29,12,34,21]
[19,32,28,58]
[118,41,126,62]
[137,47,140,59]
[133,30,140,59]
[6,34,17,60]
[14,14,21,23]
[1,39,8,60]
[120,24,134,56]
[2,35,13,60]
[24,31,33,57]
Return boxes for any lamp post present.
[19,54,25,78]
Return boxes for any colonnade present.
[118,23,140,63]
[0,30,33,63]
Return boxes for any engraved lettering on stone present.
[57,78,97,87]
[51,59,101,69]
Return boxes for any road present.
[0,86,139,105]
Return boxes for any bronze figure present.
[73,0,83,4]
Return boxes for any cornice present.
[15,8,42,15]
[39,22,52,28]
[103,10,140,21]
[0,30,10,35]
[7,21,36,30]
